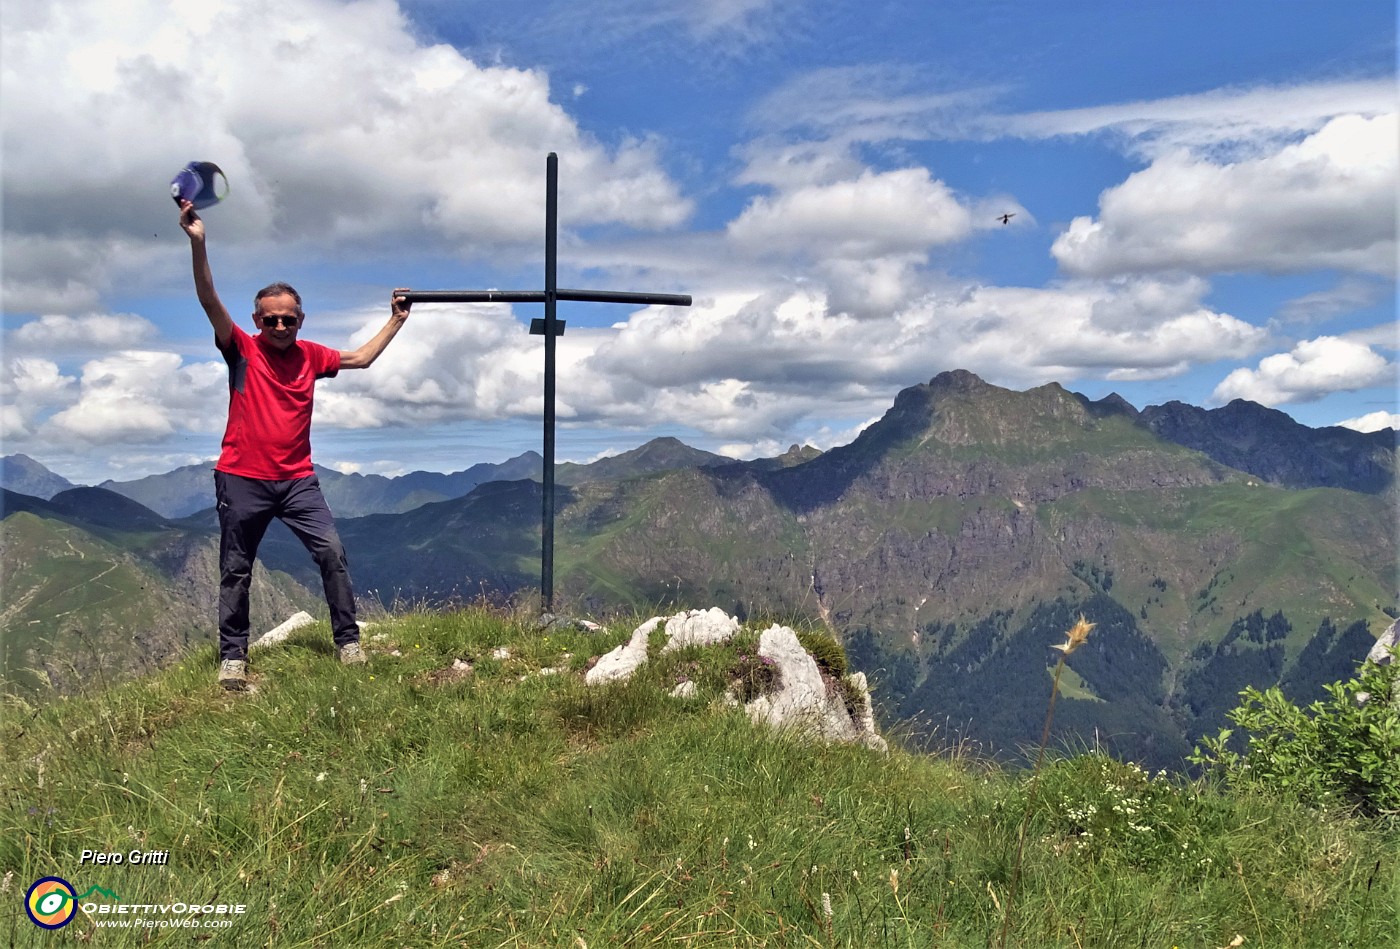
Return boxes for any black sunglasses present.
[260,315,301,329]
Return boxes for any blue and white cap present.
[170,161,228,209]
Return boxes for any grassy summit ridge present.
[3,607,1394,947]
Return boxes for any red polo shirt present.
[215,325,342,480]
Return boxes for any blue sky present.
[2,0,1395,484]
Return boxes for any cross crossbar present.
[398,153,691,612]
[402,289,692,307]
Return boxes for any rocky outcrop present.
[745,624,888,752]
[586,608,886,751]
[252,612,376,652]
[1364,619,1399,666]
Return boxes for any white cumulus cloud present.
[7,313,160,354]
[1211,336,1395,406]
[313,304,544,428]
[728,167,973,260]
[1052,113,1398,278]
[1,0,692,309]
[1335,411,1399,434]
[45,352,227,442]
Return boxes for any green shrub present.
[1190,651,1400,818]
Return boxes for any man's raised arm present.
[179,200,235,349]
[339,289,411,370]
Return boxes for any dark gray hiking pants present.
[214,471,358,661]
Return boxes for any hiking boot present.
[218,659,248,691]
[338,642,367,665]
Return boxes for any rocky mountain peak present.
[777,444,822,466]
[1076,391,1140,420]
[926,368,990,392]
[880,371,1115,451]
[0,454,76,500]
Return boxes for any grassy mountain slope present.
[0,512,181,693]
[3,607,1394,948]
[0,491,317,697]
[1040,482,1395,655]
[336,479,545,605]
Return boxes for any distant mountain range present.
[4,390,1389,518]
[3,371,1395,770]
[1135,398,1396,494]
[2,436,751,519]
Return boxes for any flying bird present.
[998,213,1015,225]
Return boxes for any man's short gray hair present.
[254,282,304,317]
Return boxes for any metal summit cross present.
[400,153,692,613]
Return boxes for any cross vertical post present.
[400,155,692,614]
[541,154,559,611]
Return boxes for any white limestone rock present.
[744,624,887,752]
[250,611,316,651]
[252,613,374,651]
[847,671,888,752]
[662,607,741,652]
[585,616,661,685]
[1365,619,1399,666]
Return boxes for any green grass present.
[3,606,1395,947]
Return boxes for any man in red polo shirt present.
[180,199,411,690]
